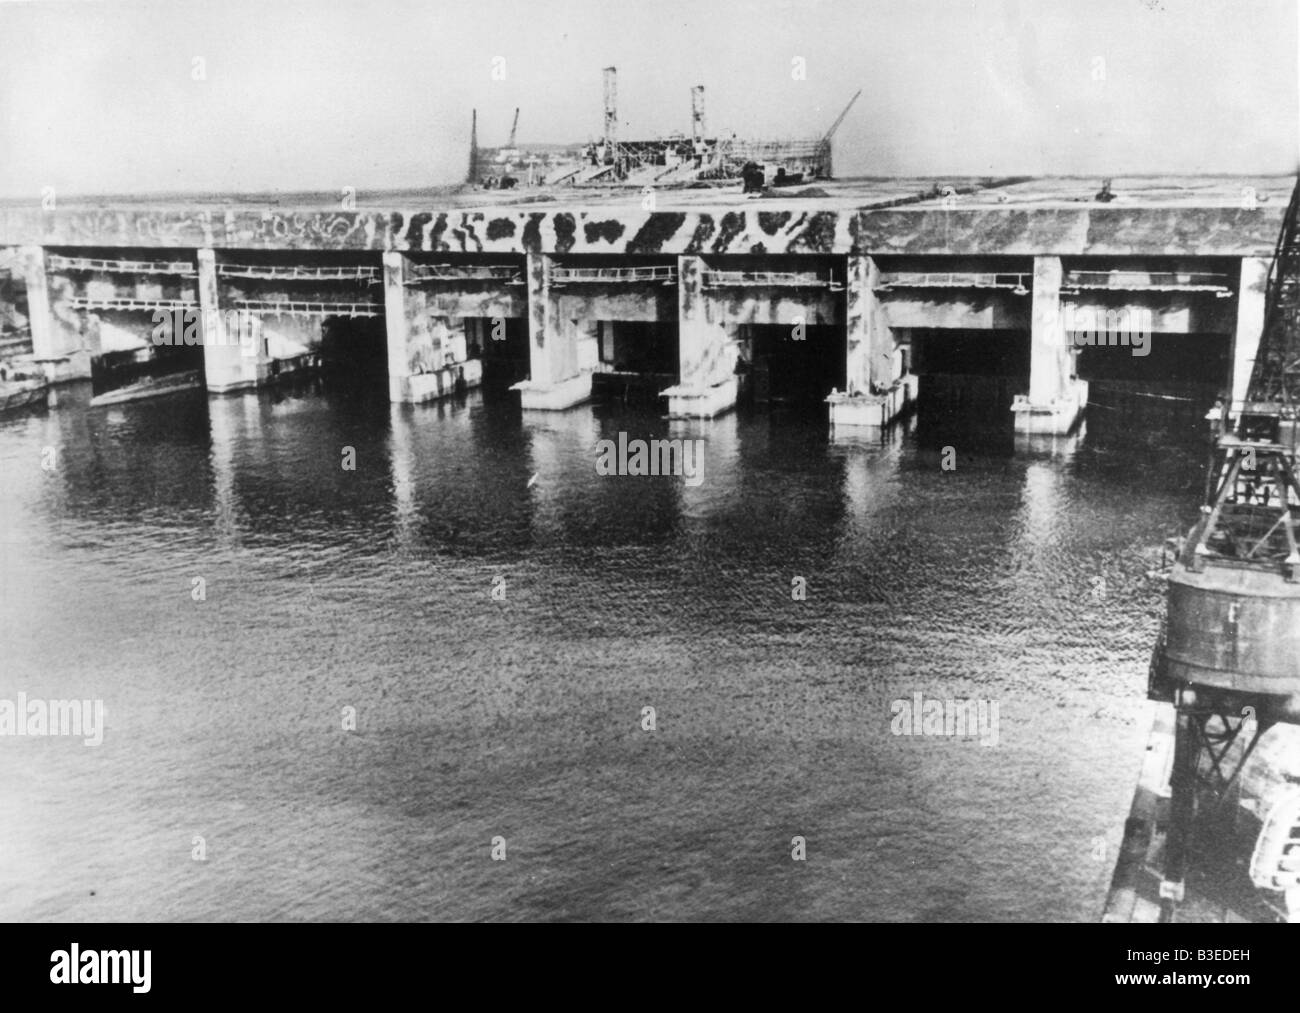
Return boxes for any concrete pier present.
[383,252,498,404]
[513,253,593,410]
[1012,255,1088,435]
[19,244,90,383]
[0,175,1293,426]
[828,254,916,429]
[1229,256,1270,411]
[663,255,736,418]
[200,248,264,393]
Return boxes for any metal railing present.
[49,255,196,276]
[233,299,383,318]
[551,265,677,284]
[1062,270,1233,293]
[702,269,840,289]
[70,296,196,311]
[405,264,521,284]
[876,272,1031,292]
[218,264,379,282]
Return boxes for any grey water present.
[0,376,1214,921]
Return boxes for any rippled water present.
[0,376,1216,921]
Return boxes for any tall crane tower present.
[506,107,520,151]
[603,66,618,155]
[467,108,478,183]
[1150,177,1300,922]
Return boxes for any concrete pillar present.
[663,254,737,418]
[19,245,90,382]
[384,252,487,404]
[845,255,872,395]
[527,252,557,387]
[382,251,414,402]
[1011,255,1088,434]
[512,253,591,410]
[199,248,263,393]
[827,254,916,428]
[19,246,53,359]
[1029,256,1071,404]
[1230,256,1270,410]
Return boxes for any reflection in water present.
[0,376,1220,921]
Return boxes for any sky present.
[0,0,1297,197]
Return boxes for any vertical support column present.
[512,253,591,409]
[663,255,737,419]
[19,245,53,362]
[1028,255,1068,405]
[1012,255,1088,435]
[382,250,414,403]
[385,253,488,404]
[199,248,262,393]
[844,254,871,396]
[1230,256,1269,411]
[527,252,555,388]
[19,244,89,382]
[828,254,915,429]
[851,255,901,391]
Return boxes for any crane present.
[466,109,478,183]
[810,89,862,180]
[1150,176,1300,922]
[506,107,520,151]
[492,107,523,166]
[820,88,862,147]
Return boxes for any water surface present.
[0,377,1213,920]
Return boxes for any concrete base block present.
[826,374,918,428]
[511,370,593,410]
[205,355,267,394]
[393,358,484,404]
[662,376,738,419]
[33,351,92,385]
[1011,379,1089,435]
[207,353,326,394]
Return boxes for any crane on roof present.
[807,89,862,181]
[820,89,862,147]
[494,108,522,165]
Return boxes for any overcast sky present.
[0,0,1296,197]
